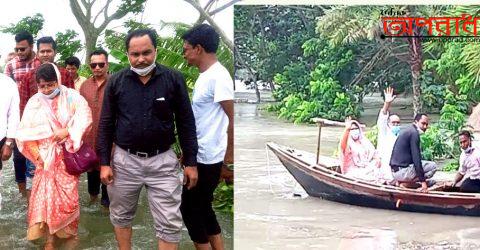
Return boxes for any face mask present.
[463,146,474,154]
[128,51,157,76]
[350,129,360,140]
[391,125,401,136]
[41,87,60,99]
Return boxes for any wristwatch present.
[5,141,14,149]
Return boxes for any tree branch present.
[209,0,241,16]
[184,0,233,51]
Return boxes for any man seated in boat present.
[390,113,437,192]
[450,130,480,192]
[339,119,381,182]
[376,87,400,184]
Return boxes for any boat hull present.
[268,142,480,216]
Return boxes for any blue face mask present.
[42,87,60,99]
[391,125,401,136]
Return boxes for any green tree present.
[68,0,147,64]
[0,13,44,38]
[55,29,83,64]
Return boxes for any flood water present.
[0,161,233,249]
[234,100,480,250]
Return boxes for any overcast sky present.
[0,0,233,63]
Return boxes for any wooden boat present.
[266,118,480,216]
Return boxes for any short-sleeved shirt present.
[192,61,234,164]
[459,147,480,180]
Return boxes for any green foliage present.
[420,125,458,161]
[213,182,234,214]
[55,30,83,64]
[0,13,44,37]
[273,37,359,123]
[365,125,378,148]
[443,160,460,172]
[235,5,324,86]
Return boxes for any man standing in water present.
[390,113,437,192]
[98,29,198,250]
[4,31,40,197]
[181,24,234,250]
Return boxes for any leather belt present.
[126,148,164,158]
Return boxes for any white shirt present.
[376,110,397,181]
[192,61,233,164]
[0,73,20,140]
[459,147,480,180]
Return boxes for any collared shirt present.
[390,124,425,181]
[4,55,41,86]
[79,75,108,150]
[74,76,87,91]
[0,73,20,140]
[97,64,198,166]
[459,147,480,180]
[19,65,74,116]
[192,61,233,164]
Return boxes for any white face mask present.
[41,87,60,99]
[350,129,360,140]
[128,51,157,76]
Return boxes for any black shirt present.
[389,124,425,181]
[97,64,198,166]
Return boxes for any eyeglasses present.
[37,81,57,89]
[14,47,27,52]
[89,62,106,69]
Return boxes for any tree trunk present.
[408,25,423,115]
[254,81,261,104]
[269,81,275,91]
[84,30,99,64]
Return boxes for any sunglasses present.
[89,62,106,69]
[14,47,27,52]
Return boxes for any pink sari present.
[16,85,92,239]
[339,121,381,182]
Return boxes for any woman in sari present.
[339,119,381,182]
[15,63,92,248]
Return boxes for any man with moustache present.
[19,36,74,196]
[4,31,41,197]
[450,131,480,192]
[79,49,110,208]
[390,113,437,192]
[97,29,198,249]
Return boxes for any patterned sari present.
[16,85,92,240]
[339,121,381,182]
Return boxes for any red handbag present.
[63,143,98,175]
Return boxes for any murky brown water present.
[0,160,233,249]
[234,101,480,250]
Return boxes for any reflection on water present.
[0,160,232,249]
[235,102,480,250]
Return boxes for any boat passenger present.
[390,113,437,192]
[339,119,381,182]
[450,130,480,193]
[376,87,400,183]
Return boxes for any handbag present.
[62,142,98,175]
[37,93,98,175]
